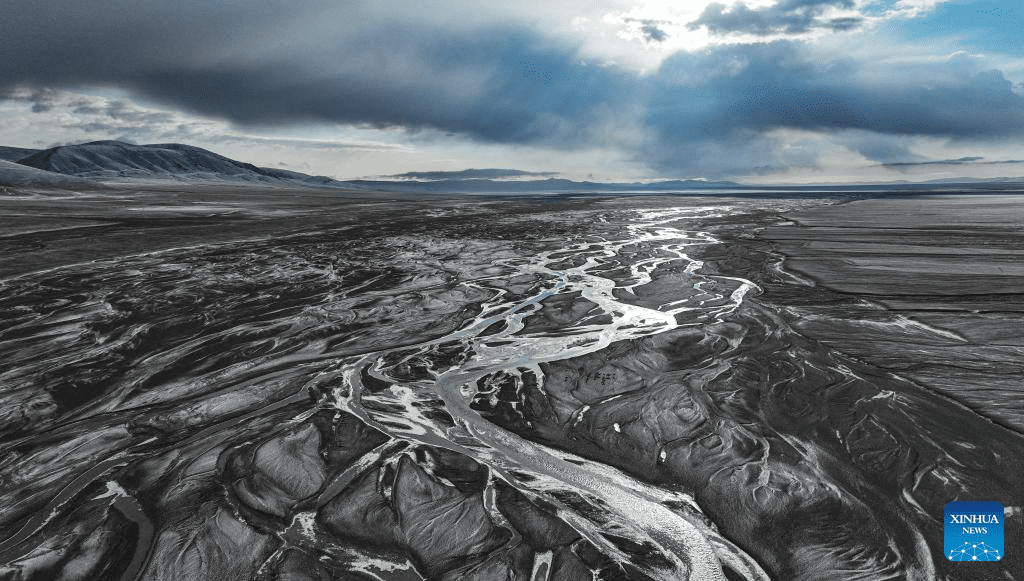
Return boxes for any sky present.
[1,0,1022,183]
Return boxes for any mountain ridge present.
[12,141,339,185]
[0,146,40,162]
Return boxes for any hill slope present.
[0,159,100,188]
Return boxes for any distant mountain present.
[344,177,739,194]
[7,142,740,192]
[9,141,340,186]
[385,169,559,180]
[2,141,742,192]
[0,146,40,162]
[923,176,1024,184]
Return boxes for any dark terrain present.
[0,176,1021,580]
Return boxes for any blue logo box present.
[945,501,1004,562]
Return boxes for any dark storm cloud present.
[120,35,627,147]
[386,169,558,180]
[0,0,628,147]
[0,0,307,86]
[689,0,861,36]
[250,30,611,143]
[646,43,1024,142]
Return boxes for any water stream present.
[331,207,770,580]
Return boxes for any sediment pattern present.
[0,196,1020,580]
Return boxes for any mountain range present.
[0,141,745,193]
[1,141,1021,192]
